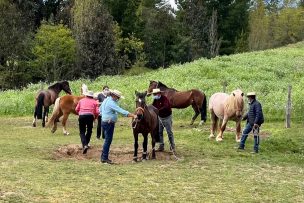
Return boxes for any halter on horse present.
[33,81,72,127]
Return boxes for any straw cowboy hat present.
[247,92,256,97]
[151,88,163,94]
[110,89,125,99]
[85,90,94,98]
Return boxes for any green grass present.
[0,116,304,202]
[1,42,304,121]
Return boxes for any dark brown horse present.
[46,94,85,135]
[132,91,159,161]
[33,81,72,127]
[147,80,207,125]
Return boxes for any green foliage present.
[72,0,119,77]
[1,42,304,122]
[29,23,76,82]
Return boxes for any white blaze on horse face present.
[139,98,142,103]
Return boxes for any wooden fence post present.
[222,81,228,93]
[285,85,292,128]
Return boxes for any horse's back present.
[209,93,229,119]
[60,95,84,114]
[169,89,203,108]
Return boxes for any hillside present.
[1,42,304,121]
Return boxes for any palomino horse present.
[33,81,72,127]
[208,89,244,142]
[147,80,207,125]
[132,91,159,161]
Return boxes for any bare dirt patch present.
[53,144,179,164]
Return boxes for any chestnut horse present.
[46,94,84,135]
[147,80,207,125]
[132,91,159,161]
[33,81,72,127]
[208,89,244,142]
[46,84,92,135]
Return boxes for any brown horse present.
[46,94,85,135]
[33,81,72,127]
[147,80,207,125]
[208,89,244,142]
[132,91,159,161]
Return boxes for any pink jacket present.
[75,97,99,117]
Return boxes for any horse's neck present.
[49,85,61,96]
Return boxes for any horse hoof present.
[133,157,138,162]
[236,139,241,143]
[216,137,223,142]
[64,132,69,136]
[199,121,205,125]
[142,158,147,162]
[32,123,36,127]
[209,134,215,139]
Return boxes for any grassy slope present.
[0,42,304,121]
[0,117,303,202]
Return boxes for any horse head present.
[231,89,244,118]
[135,91,148,120]
[147,81,158,96]
[60,81,72,95]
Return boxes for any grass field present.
[1,116,304,202]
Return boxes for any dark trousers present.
[96,116,105,139]
[101,121,115,161]
[79,115,94,148]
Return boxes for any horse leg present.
[209,110,217,139]
[32,110,37,127]
[51,111,62,133]
[62,113,70,135]
[142,133,148,160]
[41,107,45,127]
[236,120,241,142]
[216,118,228,142]
[133,133,139,162]
[190,103,200,125]
[151,133,156,159]
[45,107,49,123]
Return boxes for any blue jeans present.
[239,123,260,152]
[159,115,175,149]
[101,122,115,161]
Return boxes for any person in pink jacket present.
[75,91,99,154]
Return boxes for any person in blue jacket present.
[238,92,264,153]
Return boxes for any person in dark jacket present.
[238,92,264,153]
[96,85,109,139]
[151,88,175,152]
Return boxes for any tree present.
[0,0,35,89]
[29,23,76,82]
[248,0,269,50]
[72,0,119,77]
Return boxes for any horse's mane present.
[225,90,243,114]
[47,81,68,90]
[158,81,177,91]
[157,81,168,88]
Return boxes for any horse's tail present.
[35,93,44,119]
[46,97,61,127]
[200,94,207,122]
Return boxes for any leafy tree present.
[29,23,76,82]
[72,0,119,77]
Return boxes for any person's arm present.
[94,101,99,119]
[109,101,134,118]
[254,103,263,126]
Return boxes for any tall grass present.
[0,42,304,121]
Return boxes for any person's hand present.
[133,114,138,119]
[253,123,259,128]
